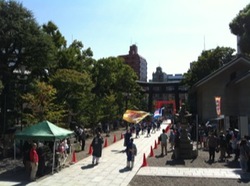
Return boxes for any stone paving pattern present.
[1,123,250,186]
[129,134,250,186]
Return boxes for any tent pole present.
[52,140,56,174]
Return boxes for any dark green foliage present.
[229,3,250,54]
[183,47,235,88]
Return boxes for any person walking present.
[126,138,137,170]
[80,127,86,151]
[218,131,227,162]
[232,129,241,161]
[146,121,151,137]
[159,129,168,156]
[135,123,140,138]
[169,129,175,150]
[173,130,180,159]
[225,129,233,157]
[37,142,45,177]
[22,141,31,173]
[239,138,250,172]
[29,143,39,181]
[207,132,218,162]
[91,132,104,165]
[124,129,132,148]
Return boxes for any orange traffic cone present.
[141,153,148,167]
[149,146,154,157]
[165,125,171,133]
[113,134,117,143]
[121,133,124,139]
[154,140,158,149]
[88,145,93,155]
[72,150,77,163]
[104,138,108,147]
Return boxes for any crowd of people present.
[20,118,250,182]
[127,120,162,139]
[22,138,72,181]
[152,121,250,173]
[205,128,250,172]
[73,117,250,172]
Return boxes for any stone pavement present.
[1,120,250,186]
[137,167,246,179]
[0,122,167,186]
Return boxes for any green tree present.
[22,81,65,125]
[229,3,250,54]
[49,69,94,126]
[183,47,235,88]
[56,40,93,72]
[42,21,93,74]
[42,21,67,50]
[0,0,55,132]
[90,57,143,126]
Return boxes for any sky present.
[20,0,250,81]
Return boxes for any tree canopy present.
[89,57,144,127]
[183,46,235,88]
[21,81,65,125]
[0,0,147,132]
[0,0,56,133]
[229,3,250,54]
[0,0,55,81]
[49,69,94,125]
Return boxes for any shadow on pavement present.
[190,157,198,163]
[111,149,125,154]
[237,177,250,184]
[204,160,218,165]
[119,167,131,173]
[224,160,241,168]
[0,167,30,186]
[166,159,185,166]
[81,164,95,169]
[155,154,165,158]
[234,169,250,184]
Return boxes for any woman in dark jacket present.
[207,132,218,162]
[91,132,104,165]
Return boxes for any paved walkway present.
[27,122,166,186]
[137,167,249,179]
[1,120,250,186]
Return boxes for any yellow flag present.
[123,110,150,124]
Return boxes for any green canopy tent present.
[14,120,74,174]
